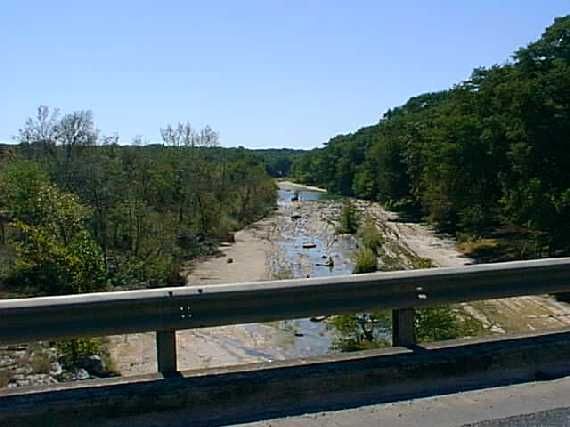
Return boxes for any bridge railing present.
[1,258,570,373]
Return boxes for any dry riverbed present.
[107,182,570,377]
[108,217,282,376]
[355,199,570,335]
[5,182,568,388]
[108,182,357,375]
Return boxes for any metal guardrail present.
[1,258,570,373]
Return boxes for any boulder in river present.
[302,242,317,249]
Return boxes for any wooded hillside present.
[292,16,570,256]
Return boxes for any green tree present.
[290,15,570,254]
[0,160,50,224]
[6,181,107,294]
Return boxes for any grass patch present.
[337,200,360,234]
[353,248,378,274]
[357,217,385,255]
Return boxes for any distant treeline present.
[252,148,307,178]
[292,16,570,254]
[0,114,276,294]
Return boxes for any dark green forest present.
[0,116,276,295]
[253,148,306,178]
[292,16,570,258]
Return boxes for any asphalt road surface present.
[237,376,570,427]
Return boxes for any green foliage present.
[352,248,378,274]
[329,311,390,351]
[252,148,306,177]
[57,338,102,369]
[515,16,570,71]
[2,115,277,293]
[357,217,385,254]
[292,15,570,254]
[0,160,49,223]
[335,218,483,351]
[337,200,359,234]
[331,306,482,352]
[8,184,107,295]
[415,307,464,342]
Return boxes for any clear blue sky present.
[1,1,568,148]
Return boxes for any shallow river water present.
[245,186,359,358]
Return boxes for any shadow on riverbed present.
[386,202,425,224]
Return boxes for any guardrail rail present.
[1,258,570,373]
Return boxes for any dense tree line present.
[292,16,570,255]
[0,111,276,295]
[251,148,307,178]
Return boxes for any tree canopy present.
[292,16,570,254]
[0,114,276,294]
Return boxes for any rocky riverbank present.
[0,341,113,389]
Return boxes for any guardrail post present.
[156,330,177,374]
[392,308,416,347]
